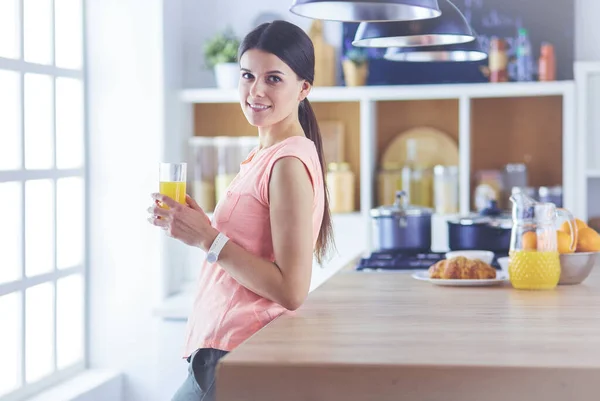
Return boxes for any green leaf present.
[203,28,241,69]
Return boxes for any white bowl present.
[445,250,495,265]
[497,256,510,274]
[559,252,600,285]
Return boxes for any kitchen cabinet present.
[181,81,577,252]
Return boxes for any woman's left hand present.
[147,193,217,251]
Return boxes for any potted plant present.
[204,28,240,89]
[342,45,369,87]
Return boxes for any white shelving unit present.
[576,62,600,222]
[181,81,577,252]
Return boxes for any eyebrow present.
[240,68,285,75]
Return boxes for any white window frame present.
[0,0,88,400]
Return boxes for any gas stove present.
[356,250,508,272]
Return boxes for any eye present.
[242,72,253,80]
[268,75,282,83]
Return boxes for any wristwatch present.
[206,232,230,264]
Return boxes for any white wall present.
[576,0,600,61]
[181,0,342,88]
[86,0,181,400]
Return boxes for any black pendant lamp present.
[352,0,474,48]
[384,37,487,62]
[289,0,441,22]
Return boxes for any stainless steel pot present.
[370,191,432,252]
[447,200,513,253]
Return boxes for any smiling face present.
[238,49,310,128]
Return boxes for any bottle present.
[377,162,403,206]
[488,37,509,83]
[401,139,417,204]
[188,137,216,212]
[326,162,355,213]
[515,28,533,82]
[400,139,432,208]
[538,42,556,81]
[433,165,459,214]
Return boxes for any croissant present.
[428,256,496,280]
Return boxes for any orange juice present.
[508,250,560,290]
[159,181,187,208]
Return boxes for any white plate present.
[411,271,509,287]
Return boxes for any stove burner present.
[356,250,507,272]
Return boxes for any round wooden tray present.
[380,126,459,168]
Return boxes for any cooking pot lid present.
[370,190,433,217]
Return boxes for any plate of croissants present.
[412,256,508,286]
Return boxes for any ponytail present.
[299,98,334,265]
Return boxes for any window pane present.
[0,70,22,171]
[57,274,83,368]
[24,73,54,170]
[0,292,22,397]
[57,177,84,269]
[24,0,53,65]
[0,0,20,59]
[54,0,82,69]
[0,182,22,284]
[25,180,54,277]
[25,282,54,383]
[56,78,84,169]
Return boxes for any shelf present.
[181,81,575,104]
[183,80,576,242]
[470,96,564,209]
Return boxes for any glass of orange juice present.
[159,162,187,208]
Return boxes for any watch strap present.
[207,232,229,263]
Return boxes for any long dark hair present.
[238,20,334,264]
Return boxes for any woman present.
[148,20,334,401]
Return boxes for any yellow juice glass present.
[159,162,187,208]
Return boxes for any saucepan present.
[447,201,513,254]
[370,191,432,253]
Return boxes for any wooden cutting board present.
[381,126,459,168]
[309,20,336,87]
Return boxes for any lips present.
[247,102,271,112]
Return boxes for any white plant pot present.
[214,62,239,89]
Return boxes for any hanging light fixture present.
[352,0,474,48]
[384,37,487,62]
[289,0,441,22]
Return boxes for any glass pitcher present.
[508,191,577,290]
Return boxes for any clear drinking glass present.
[159,162,187,208]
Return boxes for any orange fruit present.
[560,218,587,235]
[522,231,537,251]
[576,227,600,252]
[557,230,575,254]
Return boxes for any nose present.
[249,79,266,99]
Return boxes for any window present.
[0,0,86,400]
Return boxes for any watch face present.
[207,253,217,263]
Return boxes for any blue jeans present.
[171,348,229,401]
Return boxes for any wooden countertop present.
[217,257,600,401]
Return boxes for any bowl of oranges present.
[557,218,600,285]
